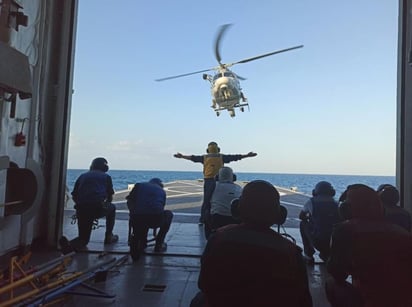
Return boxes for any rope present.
[70,214,101,230]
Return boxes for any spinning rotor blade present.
[155,68,215,82]
[231,45,304,65]
[214,24,232,65]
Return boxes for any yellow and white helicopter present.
[156,24,303,117]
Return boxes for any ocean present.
[66,169,395,198]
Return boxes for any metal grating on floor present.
[142,284,167,292]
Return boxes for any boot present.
[154,242,167,253]
[104,233,119,244]
[59,236,74,254]
[303,254,315,265]
[130,235,146,262]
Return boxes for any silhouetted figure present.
[191,180,312,307]
[377,184,411,232]
[326,184,412,307]
[60,157,118,253]
[174,141,257,224]
[299,181,340,263]
[127,178,173,261]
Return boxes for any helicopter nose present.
[219,85,228,94]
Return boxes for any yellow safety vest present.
[203,154,223,179]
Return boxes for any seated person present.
[299,181,340,263]
[206,167,242,235]
[60,157,118,253]
[191,180,312,307]
[326,184,412,307]
[126,178,173,260]
[377,183,411,232]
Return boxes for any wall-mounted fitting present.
[14,117,28,146]
[0,40,32,118]
[0,0,28,31]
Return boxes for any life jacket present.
[310,197,340,241]
[203,153,223,179]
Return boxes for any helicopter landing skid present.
[214,102,249,117]
[214,103,249,112]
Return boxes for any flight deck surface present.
[35,180,330,306]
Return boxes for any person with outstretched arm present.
[174,141,257,224]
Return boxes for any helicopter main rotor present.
[155,24,303,82]
[214,24,232,66]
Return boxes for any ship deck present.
[17,180,330,306]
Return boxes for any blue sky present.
[68,1,398,176]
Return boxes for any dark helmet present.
[90,157,109,172]
[312,181,335,197]
[377,184,400,207]
[339,184,383,220]
[238,180,287,227]
[149,177,164,188]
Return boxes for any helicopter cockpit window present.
[223,72,234,77]
[213,74,222,81]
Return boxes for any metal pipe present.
[0,262,64,295]
[0,257,116,307]
[21,256,120,306]
[0,252,75,287]
[0,200,24,207]
[33,252,75,271]
[36,256,128,304]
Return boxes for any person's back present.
[329,219,412,306]
[310,197,340,239]
[127,178,173,258]
[327,184,412,307]
[196,180,312,307]
[210,167,242,222]
[127,181,166,215]
[210,182,242,215]
[384,206,411,231]
[200,224,311,307]
[377,184,411,232]
[60,157,118,253]
[72,170,112,206]
[299,181,339,262]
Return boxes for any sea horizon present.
[66,169,395,198]
[68,168,395,177]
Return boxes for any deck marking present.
[115,210,302,221]
[280,201,303,208]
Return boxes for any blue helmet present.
[312,181,335,197]
[90,157,109,172]
[377,184,399,206]
[149,178,164,188]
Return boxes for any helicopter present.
[155,24,303,117]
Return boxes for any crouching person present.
[191,180,312,307]
[127,178,173,261]
[60,157,118,254]
[299,181,340,263]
